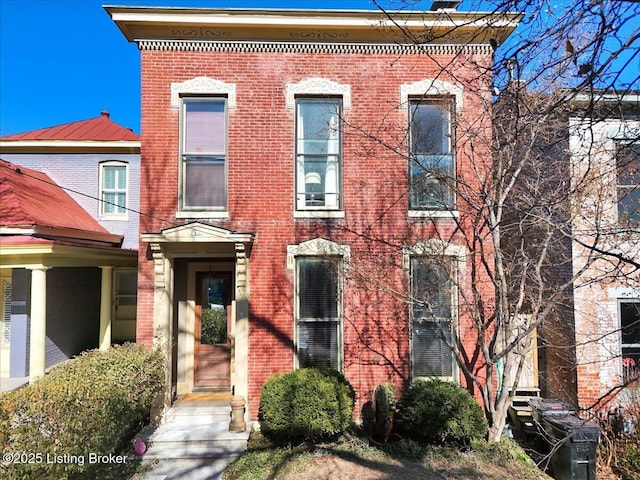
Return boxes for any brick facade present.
[109,7,520,419]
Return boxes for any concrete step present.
[138,457,235,480]
[164,406,231,426]
[143,441,248,460]
[138,417,251,460]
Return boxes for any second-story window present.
[616,143,639,224]
[100,161,127,218]
[409,99,455,211]
[296,98,342,210]
[181,98,227,210]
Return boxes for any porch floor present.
[0,377,28,393]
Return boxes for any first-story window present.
[620,300,640,383]
[181,97,227,210]
[411,256,456,379]
[296,257,342,369]
[296,98,342,210]
[409,98,455,211]
[100,161,127,217]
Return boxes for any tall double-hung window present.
[295,98,342,210]
[181,98,227,210]
[411,256,456,379]
[295,257,342,369]
[620,300,640,383]
[100,162,127,217]
[616,143,639,223]
[409,99,455,210]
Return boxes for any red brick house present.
[107,5,520,420]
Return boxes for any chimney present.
[430,0,461,11]
[101,109,110,118]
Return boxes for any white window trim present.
[293,210,346,219]
[408,210,459,219]
[176,211,231,220]
[287,237,351,270]
[286,77,351,110]
[400,78,463,112]
[288,238,349,371]
[404,240,465,382]
[99,161,129,220]
[171,76,236,109]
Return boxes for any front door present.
[195,271,232,389]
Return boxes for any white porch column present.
[99,266,114,351]
[150,243,174,408]
[28,266,49,383]
[234,243,250,419]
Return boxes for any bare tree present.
[332,0,640,442]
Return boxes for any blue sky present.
[0,0,397,136]
[1,1,637,136]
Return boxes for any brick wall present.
[138,47,495,416]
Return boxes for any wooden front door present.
[195,271,232,389]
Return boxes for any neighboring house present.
[0,112,141,347]
[569,92,640,410]
[0,160,137,387]
[107,5,520,419]
[0,111,141,249]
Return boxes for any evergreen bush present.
[0,343,164,479]
[395,379,488,446]
[259,368,355,442]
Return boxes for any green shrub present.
[259,368,355,442]
[0,343,164,480]
[373,383,397,440]
[201,308,227,344]
[395,379,488,446]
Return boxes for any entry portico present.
[141,222,253,410]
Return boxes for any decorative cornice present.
[286,237,351,269]
[286,77,351,109]
[107,7,522,47]
[139,40,492,57]
[402,239,466,269]
[171,76,236,108]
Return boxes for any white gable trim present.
[142,222,252,243]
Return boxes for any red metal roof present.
[0,111,139,141]
[0,159,115,238]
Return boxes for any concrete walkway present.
[135,394,252,480]
[0,377,28,393]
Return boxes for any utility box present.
[529,398,599,480]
